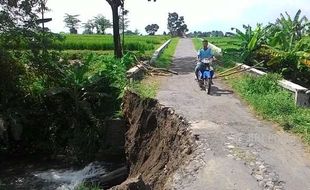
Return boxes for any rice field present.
[54,34,170,51]
[192,37,241,52]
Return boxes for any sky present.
[45,0,310,35]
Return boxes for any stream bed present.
[0,157,123,190]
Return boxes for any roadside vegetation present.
[129,78,161,99]
[130,38,179,98]
[229,74,310,143]
[154,38,179,68]
[0,0,172,164]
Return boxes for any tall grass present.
[228,74,310,143]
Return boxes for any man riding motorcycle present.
[195,39,216,83]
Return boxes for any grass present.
[129,37,179,98]
[154,38,179,68]
[129,76,161,99]
[226,73,310,143]
[54,34,170,51]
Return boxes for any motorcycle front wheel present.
[204,78,211,94]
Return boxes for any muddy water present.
[0,157,122,190]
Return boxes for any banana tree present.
[231,24,266,64]
[263,38,310,85]
[266,10,310,50]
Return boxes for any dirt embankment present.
[112,90,195,189]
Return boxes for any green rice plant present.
[54,34,169,51]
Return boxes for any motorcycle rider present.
[195,39,216,83]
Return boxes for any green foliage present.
[267,9,310,48]
[259,37,310,87]
[229,74,310,143]
[24,53,130,162]
[231,24,266,63]
[0,51,23,92]
[192,38,201,51]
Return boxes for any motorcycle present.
[197,58,214,94]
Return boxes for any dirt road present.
[157,38,310,190]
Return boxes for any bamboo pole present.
[217,64,241,76]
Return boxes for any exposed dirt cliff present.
[112,90,194,189]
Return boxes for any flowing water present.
[0,159,122,190]
[33,162,106,190]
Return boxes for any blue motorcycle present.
[198,58,214,94]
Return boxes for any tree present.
[83,20,96,34]
[64,14,81,34]
[167,12,188,36]
[105,0,156,58]
[93,15,112,34]
[231,24,266,63]
[145,24,159,35]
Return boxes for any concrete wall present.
[150,39,172,64]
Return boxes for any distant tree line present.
[188,31,235,37]
[63,12,135,35]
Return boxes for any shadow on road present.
[210,86,234,96]
[171,56,196,75]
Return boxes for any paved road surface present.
[157,38,310,190]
